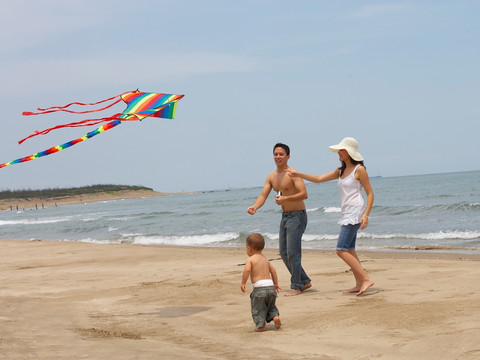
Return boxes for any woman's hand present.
[360,215,369,229]
[287,167,298,177]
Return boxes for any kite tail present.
[0,120,122,169]
[17,113,126,144]
[22,90,136,116]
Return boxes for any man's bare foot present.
[255,326,266,332]
[356,280,374,296]
[273,316,281,330]
[342,286,360,294]
[284,289,302,297]
[301,282,312,292]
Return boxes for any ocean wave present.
[261,231,480,243]
[306,207,341,213]
[129,232,240,246]
[75,238,122,245]
[0,217,72,226]
[357,230,480,241]
[372,202,480,216]
[383,244,479,251]
[324,207,341,213]
[303,233,338,241]
[448,202,480,211]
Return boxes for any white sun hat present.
[329,137,364,161]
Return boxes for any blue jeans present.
[279,210,311,290]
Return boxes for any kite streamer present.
[0,90,184,169]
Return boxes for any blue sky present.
[1,0,478,192]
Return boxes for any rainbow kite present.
[0,90,184,168]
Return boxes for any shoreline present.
[5,238,480,260]
[0,189,190,210]
[1,239,479,359]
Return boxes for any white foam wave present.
[263,232,337,242]
[120,232,144,237]
[131,232,239,246]
[303,233,338,241]
[264,232,279,241]
[358,230,480,240]
[0,217,71,226]
[324,207,341,213]
[76,238,121,245]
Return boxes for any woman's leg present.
[336,225,374,296]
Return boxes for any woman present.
[289,137,374,296]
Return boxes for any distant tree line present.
[0,185,153,200]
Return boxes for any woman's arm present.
[356,166,374,230]
[288,168,339,183]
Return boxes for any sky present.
[0,0,479,192]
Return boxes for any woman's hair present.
[338,158,366,176]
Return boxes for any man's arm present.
[247,174,273,215]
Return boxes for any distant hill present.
[0,185,184,210]
[0,184,154,200]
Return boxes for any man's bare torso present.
[268,168,306,212]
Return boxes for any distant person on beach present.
[247,143,312,297]
[289,137,374,296]
[241,233,281,332]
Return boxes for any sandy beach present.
[1,239,479,359]
[0,190,186,211]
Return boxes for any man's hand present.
[275,194,284,205]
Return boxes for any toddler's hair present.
[246,233,265,251]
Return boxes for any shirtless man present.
[247,143,312,296]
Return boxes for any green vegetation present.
[0,185,153,200]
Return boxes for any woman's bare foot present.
[284,289,302,297]
[343,286,360,294]
[356,280,374,296]
[273,316,281,330]
[255,326,266,332]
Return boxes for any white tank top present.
[337,165,365,225]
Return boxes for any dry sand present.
[1,239,479,359]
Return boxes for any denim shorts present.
[336,223,361,251]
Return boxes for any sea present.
[1,170,479,254]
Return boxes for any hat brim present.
[329,145,364,161]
